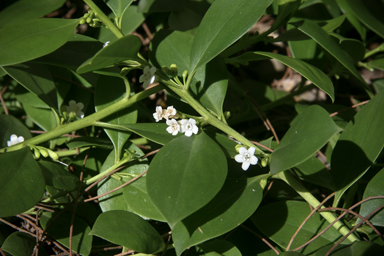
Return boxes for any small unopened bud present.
[34,149,41,159]
[182,70,188,84]
[170,64,178,76]
[48,150,59,161]
[235,144,243,152]
[39,148,49,158]
[79,18,86,25]
[261,158,268,167]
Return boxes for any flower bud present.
[39,148,49,158]
[34,148,41,159]
[235,144,243,153]
[48,150,59,161]
[170,64,178,76]
[261,158,268,167]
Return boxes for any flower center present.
[186,124,192,130]
[244,153,251,161]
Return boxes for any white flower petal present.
[248,147,256,155]
[235,154,244,163]
[250,156,258,165]
[184,130,193,137]
[242,161,251,171]
[150,66,157,75]
[192,125,199,134]
[238,147,248,155]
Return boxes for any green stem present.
[163,81,264,155]
[364,42,384,59]
[278,171,360,243]
[85,156,131,185]
[56,147,91,157]
[83,0,124,39]
[0,86,162,153]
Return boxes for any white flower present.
[65,100,84,119]
[103,41,110,48]
[163,106,177,120]
[180,118,199,137]
[235,147,258,171]
[7,134,24,147]
[139,66,157,88]
[153,106,163,122]
[166,119,180,135]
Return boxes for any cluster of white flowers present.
[153,106,198,137]
[140,66,157,88]
[7,134,24,147]
[235,147,258,171]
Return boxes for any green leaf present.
[270,105,341,174]
[147,132,227,228]
[295,156,334,191]
[294,20,372,96]
[90,210,165,254]
[40,212,92,256]
[269,0,302,32]
[331,90,384,206]
[104,0,133,17]
[189,0,273,73]
[315,241,384,256]
[95,75,137,161]
[77,35,141,74]
[3,62,57,109]
[120,123,182,145]
[0,0,66,27]
[337,0,384,39]
[150,29,193,76]
[198,239,242,256]
[1,232,35,256]
[172,175,264,255]
[336,0,366,40]
[0,114,32,148]
[0,18,79,67]
[39,161,79,191]
[15,86,56,131]
[66,137,113,150]
[252,201,346,254]
[226,51,335,102]
[190,57,228,117]
[137,0,185,13]
[36,34,102,70]
[359,168,384,227]
[0,148,45,217]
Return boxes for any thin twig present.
[0,218,36,237]
[286,192,335,251]
[83,170,148,203]
[160,232,172,256]
[329,100,369,117]
[240,224,280,255]
[142,22,153,40]
[0,85,9,115]
[250,140,274,152]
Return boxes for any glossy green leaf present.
[95,75,137,161]
[295,156,334,191]
[77,35,141,74]
[147,132,227,228]
[66,137,113,150]
[331,90,384,206]
[315,241,384,256]
[0,115,32,148]
[36,34,102,70]
[40,212,92,256]
[0,18,79,67]
[338,0,384,39]
[172,175,264,255]
[269,0,302,31]
[294,20,371,95]
[39,161,78,191]
[90,210,165,253]
[280,252,305,256]
[105,0,133,17]
[120,123,182,145]
[367,58,384,72]
[0,0,66,27]
[190,57,228,117]
[168,9,203,34]
[98,6,146,43]
[270,105,341,174]
[359,168,384,227]
[336,0,366,40]
[189,0,273,73]
[137,0,185,13]
[252,201,347,254]
[226,51,334,102]
[150,29,193,76]
[1,232,35,256]
[15,86,56,131]
[3,62,57,109]
[199,240,242,256]
[0,148,45,217]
